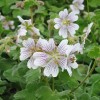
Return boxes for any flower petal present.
[23,38,35,48]
[78,4,84,10]
[67,23,79,36]
[27,56,38,69]
[66,45,73,55]
[59,9,68,19]
[54,18,61,23]
[31,27,40,36]
[48,39,56,51]
[69,62,78,69]
[33,52,48,58]
[34,58,47,67]
[57,39,68,54]
[66,66,72,77]
[68,12,78,22]
[59,27,68,38]
[40,39,55,52]
[20,48,32,60]
[54,24,61,29]
[44,60,59,77]
[58,57,67,70]
[18,28,27,36]
[17,16,24,23]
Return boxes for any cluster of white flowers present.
[0,13,15,30]
[17,16,40,37]
[20,38,81,77]
[19,0,93,77]
[70,0,84,14]
[16,16,40,43]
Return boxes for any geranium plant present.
[0,0,100,100]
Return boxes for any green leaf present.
[91,80,100,96]
[56,71,79,91]
[0,97,3,100]
[87,46,100,59]
[35,86,59,100]
[89,0,100,7]
[77,93,90,100]
[0,86,6,95]
[89,74,100,84]
[0,0,5,7]
[24,68,41,84]
[0,57,15,71]
[0,79,7,86]
[14,82,43,100]
[13,9,30,18]
[95,67,100,73]
[3,61,27,82]
[91,96,99,100]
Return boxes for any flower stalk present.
[69,59,96,94]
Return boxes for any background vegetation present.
[0,0,100,100]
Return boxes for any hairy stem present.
[30,7,33,23]
[70,59,96,93]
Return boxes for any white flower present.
[83,22,93,44]
[2,20,15,30]
[0,13,15,30]
[0,13,5,21]
[20,38,42,69]
[70,0,84,14]
[54,9,79,38]
[83,22,93,38]
[8,21,15,29]
[17,16,40,37]
[65,44,79,76]
[33,39,69,77]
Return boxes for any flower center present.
[74,2,79,8]
[70,56,76,63]
[62,19,70,25]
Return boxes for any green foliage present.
[0,0,100,100]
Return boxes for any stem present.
[86,0,90,21]
[52,77,55,91]
[70,60,96,94]
[30,7,33,23]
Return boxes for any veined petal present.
[31,27,40,36]
[66,45,73,55]
[54,18,61,23]
[18,28,27,36]
[34,58,47,67]
[23,38,35,48]
[48,39,56,51]
[17,16,24,23]
[57,39,68,54]
[70,5,80,14]
[27,56,38,69]
[33,52,49,58]
[20,48,32,60]
[40,39,55,52]
[78,4,84,10]
[54,24,61,29]
[36,38,43,48]
[72,43,83,54]
[68,12,78,22]
[67,23,79,36]
[44,60,59,77]
[69,62,78,69]
[59,9,68,19]
[59,27,68,38]
[78,0,84,3]
[58,57,67,70]
[66,66,72,77]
